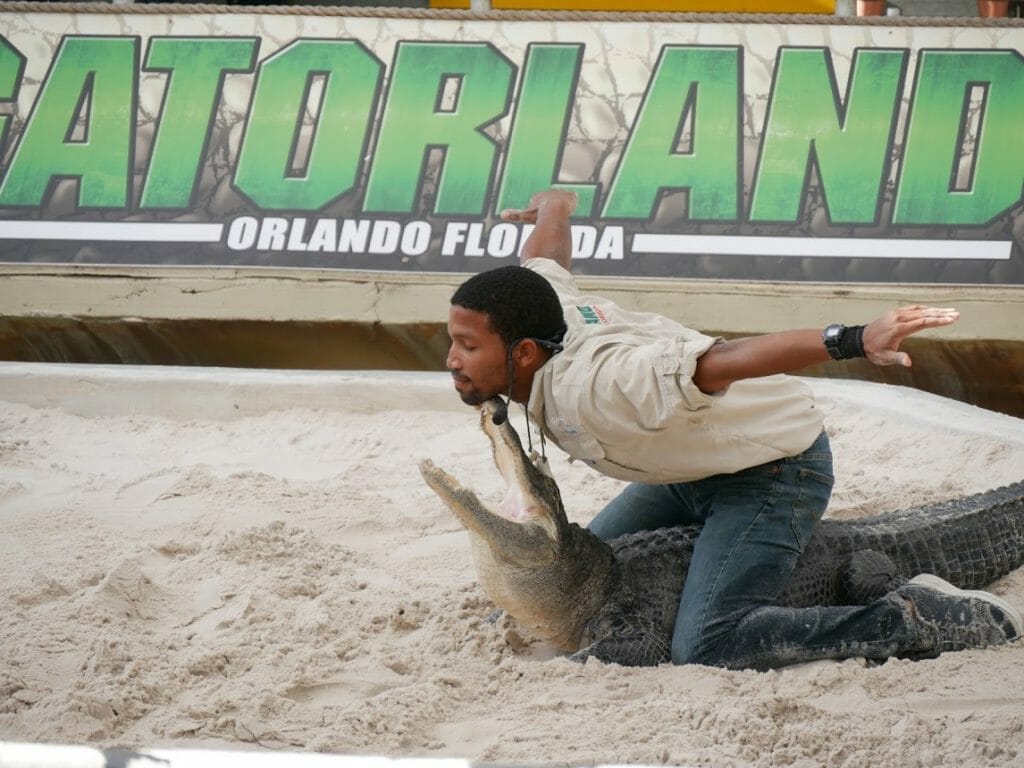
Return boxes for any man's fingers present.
[864,305,956,366]
[500,207,539,223]
[907,313,958,332]
[895,306,959,323]
[890,306,959,337]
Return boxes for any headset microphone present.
[491,398,509,425]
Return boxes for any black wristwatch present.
[823,323,866,360]
[822,323,846,360]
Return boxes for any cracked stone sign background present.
[0,10,1020,284]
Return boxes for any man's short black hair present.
[451,265,566,346]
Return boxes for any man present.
[446,188,1021,670]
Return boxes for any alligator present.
[419,398,1024,667]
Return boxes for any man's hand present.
[862,305,960,367]
[500,189,578,224]
[502,189,578,271]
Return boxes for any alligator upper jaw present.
[418,398,567,564]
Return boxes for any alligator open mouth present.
[419,397,566,559]
[420,398,601,651]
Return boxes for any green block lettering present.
[0,36,137,208]
[0,38,25,156]
[894,50,1024,225]
[750,47,907,224]
[364,42,514,216]
[235,40,382,211]
[141,37,257,209]
[602,46,740,220]
[496,44,595,216]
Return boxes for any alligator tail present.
[827,479,1024,590]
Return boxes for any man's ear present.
[512,338,544,367]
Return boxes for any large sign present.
[0,10,1020,284]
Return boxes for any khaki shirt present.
[525,259,824,483]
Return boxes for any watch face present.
[823,324,845,359]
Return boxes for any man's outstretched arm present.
[500,188,959,393]
[692,305,960,394]
[502,189,577,270]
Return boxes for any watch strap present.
[823,324,866,360]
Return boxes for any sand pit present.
[1,362,1023,767]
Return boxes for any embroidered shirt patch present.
[576,305,609,325]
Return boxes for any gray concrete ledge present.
[2,265,1022,342]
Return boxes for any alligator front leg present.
[841,549,908,604]
[572,614,672,667]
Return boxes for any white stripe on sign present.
[0,220,224,242]
[631,234,1012,260]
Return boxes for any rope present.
[0,2,1020,26]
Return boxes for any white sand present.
[2,363,1024,767]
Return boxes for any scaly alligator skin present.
[419,399,1024,667]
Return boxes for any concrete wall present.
[2,265,1022,418]
[2,264,1021,339]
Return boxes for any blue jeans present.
[588,431,918,669]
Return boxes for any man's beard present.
[458,389,486,407]
[451,372,491,407]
